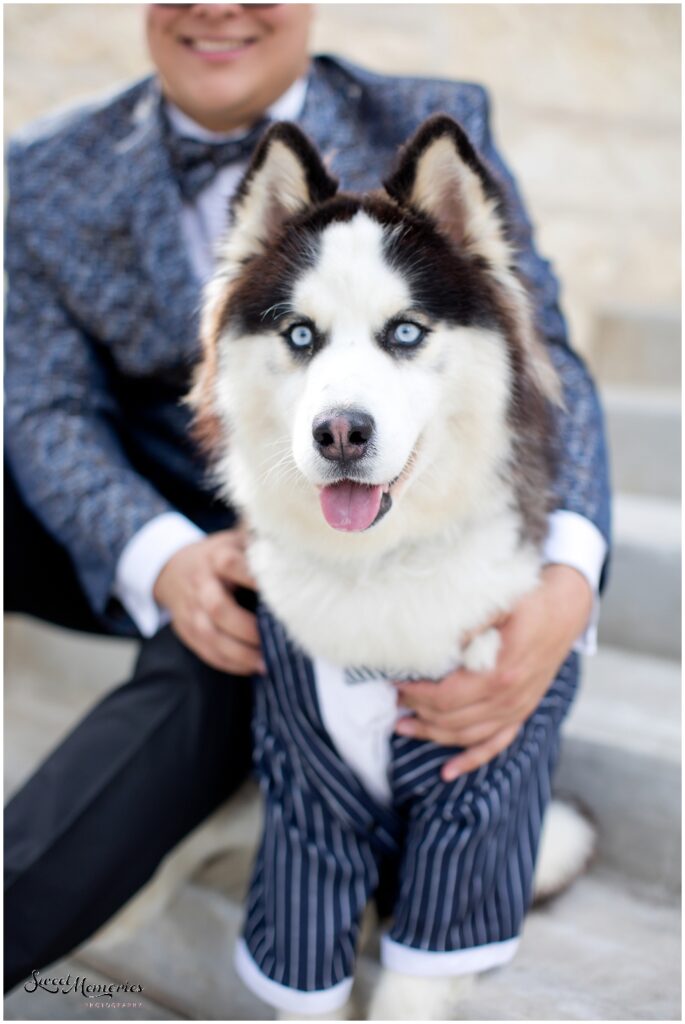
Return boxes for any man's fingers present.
[440,724,519,782]
[201,579,261,648]
[398,694,524,733]
[203,622,265,675]
[219,601,261,649]
[208,630,264,679]
[179,606,264,676]
[212,543,257,590]
[394,715,504,748]
[227,523,250,549]
[395,671,499,716]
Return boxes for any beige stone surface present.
[4,3,680,354]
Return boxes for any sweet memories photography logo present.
[24,969,144,1004]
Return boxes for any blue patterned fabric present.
[241,606,579,997]
[4,55,611,634]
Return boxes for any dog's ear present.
[384,115,510,269]
[386,116,562,405]
[226,122,338,263]
[189,127,336,454]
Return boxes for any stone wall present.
[5,3,680,353]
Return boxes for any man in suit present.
[5,4,610,991]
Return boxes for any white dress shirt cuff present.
[113,512,206,638]
[543,510,608,656]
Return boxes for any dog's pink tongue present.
[320,482,383,531]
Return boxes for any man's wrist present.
[540,563,594,644]
[542,510,608,656]
[113,512,206,637]
[542,561,593,605]
[152,549,187,608]
[543,509,607,593]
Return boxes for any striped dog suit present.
[235,606,579,1014]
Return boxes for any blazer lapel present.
[299,58,400,191]
[299,58,374,191]
[116,79,202,370]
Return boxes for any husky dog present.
[189,116,594,1020]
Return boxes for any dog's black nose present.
[312,409,375,462]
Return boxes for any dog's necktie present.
[161,111,270,202]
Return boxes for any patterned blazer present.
[5,55,611,634]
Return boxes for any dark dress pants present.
[4,467,253,993]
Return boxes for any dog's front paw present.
[367,969,474,1020]
[462,626,501,673]
[278,998,356,1021]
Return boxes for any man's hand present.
[153,529,264,676]
[394,564,593,781]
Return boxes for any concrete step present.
[559,644,681,894]
[588,305,681,389]
[598,493,681,659]
[77,868,680,1020]
[4,614,137,701]
[565,644,680,763]
[603,385,681,498]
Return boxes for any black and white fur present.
[189,116,595,1020]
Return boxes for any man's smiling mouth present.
[181,36,259,55]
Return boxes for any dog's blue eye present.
[287,324,314,349]
[392,322,424,346]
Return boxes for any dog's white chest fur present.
[249,505,539,681]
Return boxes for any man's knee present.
[133,625,252,706]
[131,626,254,771]
[134,624,220,686]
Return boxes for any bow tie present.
[162,111,271,202]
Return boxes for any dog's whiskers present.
[259,449,299,486]
[262,434,294,449]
